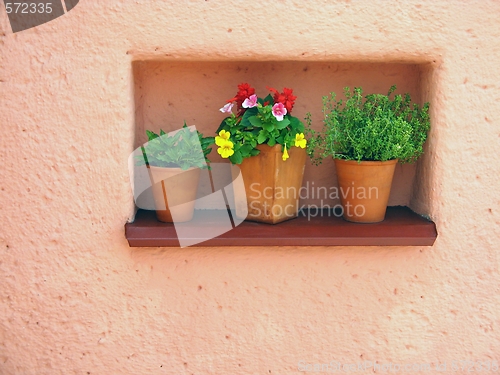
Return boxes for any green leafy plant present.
[136,124,214,170]
[216,83,308,164]
[306,86,430,164]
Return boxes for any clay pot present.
[232,144,307,224]
[147,166,201,223]
[334,159,397,223]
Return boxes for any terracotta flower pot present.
[232,144,307,224]
[334,159,397,223]
[147,166,201,223]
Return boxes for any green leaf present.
[267,137,276,147]
[241,107,258,127]
[230,150,243,165]
[249,116,263,127]
[239,144,253,156]
[276,118,290,129]
[289,116,304,132]
[262,122,275,132]
[146,130,159,141]
[257,130,268,144]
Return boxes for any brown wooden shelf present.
[125,206,437,247]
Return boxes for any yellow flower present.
[282,144,289,161]
[217,139,234,158]
[294,133,307,148]
[215,130,231,146]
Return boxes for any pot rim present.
[255,143,307,153]
[147,165,199,172]
[334,158,398,166]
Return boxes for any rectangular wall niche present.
[128,60,437,247]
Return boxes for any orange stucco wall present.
[1,1,500,374]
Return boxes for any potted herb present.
[136,125,214,223]
[216,83,308,224]
[308,86,430,223]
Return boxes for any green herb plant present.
[136,124,214,170]
[307,86,430,164]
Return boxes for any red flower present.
[228,83,256,110]
[267,87,297,114]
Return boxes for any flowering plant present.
[215,83,307,164]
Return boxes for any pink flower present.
[272,102,287,121]
[242,94,258,108]
[228,83,255,110]
[220,102,234,114]
[268,87,297,114]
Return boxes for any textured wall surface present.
[1,1,500,374]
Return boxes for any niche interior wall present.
[132,60,435,211]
